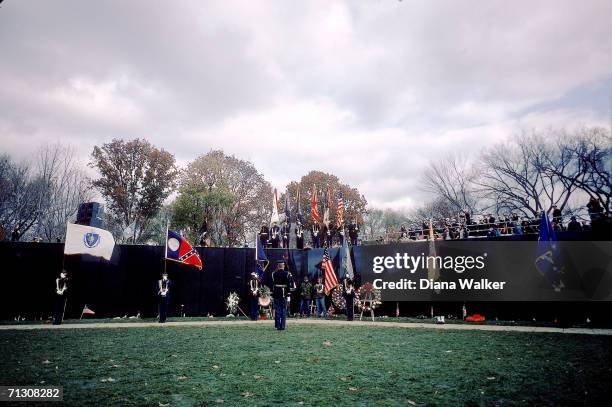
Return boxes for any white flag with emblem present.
[64,223,115,260]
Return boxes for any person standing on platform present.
[314,276,327,318]
[259,224,269,248]
[270,222,281,248]
[295,223,305,249]
[53,270,69,325]
[272,261,289,330]
[281,220,290,248]
[311,222,320,248]
[323,224,333,247]
[248,272,260,321]
[298,275,313,317]
[348,219,359,246]
[343,276,356,321]
[158,271,171,323]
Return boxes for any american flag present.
[322,247,339,295]
[311,185,320,224]
[336,191,344,228]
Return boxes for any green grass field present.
[1,324,611,406]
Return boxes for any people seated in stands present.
[567,216,582,232]
[487,227,500,238]
[552,205,563,224]
[512,222,523,235]
[587,197,604,221]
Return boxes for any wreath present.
[355,282,382,312]
[258,285,271,298]
[226,292,240,315]
[331,286,346,310]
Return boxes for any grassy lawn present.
[1,325,611,406]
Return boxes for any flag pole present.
[164,219,169,275]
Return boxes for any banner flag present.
[339,234,354,280]
[322,247,339,295]
[270,188,280,225]
[535,212,565,291]
[64,223,115,260]
[166,230,203,270]
[311,185,320,224]
[255,235,269,279]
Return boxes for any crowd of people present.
[258,218,360,249]
[382,198,607,243]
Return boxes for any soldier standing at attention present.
[259,224,269,248]
[270,222,281,248]
[158,271,171,323]
[311,222,321,248]
[348,219,359,246]
[281,220,290,248]
[53,270,69,325]
[248,272,260,321]
[295,223,305,249]
[272,261,289,330]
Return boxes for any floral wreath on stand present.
[226,292,240,316]
[355,282,382,312]
[331,286,346,310]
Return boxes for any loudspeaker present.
[76,202,103,228]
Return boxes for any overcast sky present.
[1,1,610,209]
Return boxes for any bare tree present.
[33,144,93,241]
[0,154,50,240]
[541,127,610,214]
[476,131,580,217]
[421,154,478,214]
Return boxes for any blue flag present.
[255,236,268,279]
[535,212,564,291]
[339,234,354,280]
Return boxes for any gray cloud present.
[0,0,610,210]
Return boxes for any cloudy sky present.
[1,0,611,209]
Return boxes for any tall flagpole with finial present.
[164,218,169,275]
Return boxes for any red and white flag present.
[311,185,320,225]
[81,304,95,317]
[337,191,344,228]
[322,247,339,295]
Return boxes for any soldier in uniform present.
[348,219,359,246]
[322,224,333,247]
[272,261,290,330]
[338,226,345,246]
[343,276,356,321]
[259,224,269,248]
[311,222,321,248]
[270,222,281,248]
[295,223,305,249]
[248,272,260,321]
[158,271,171,323]
[281,221,290,248]
[53,270,69,325]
